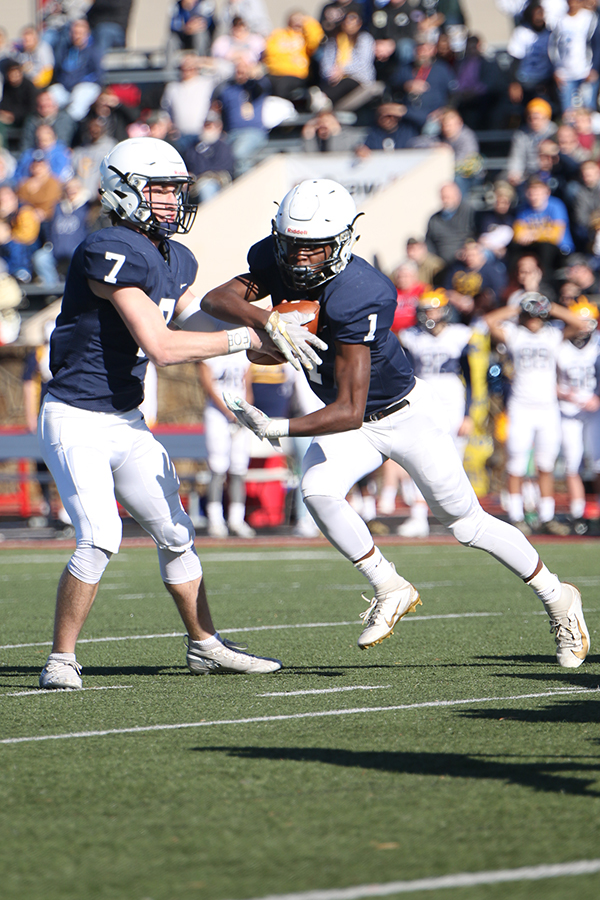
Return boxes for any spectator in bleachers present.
[318,4,382,111]
[425,181,475,265]
[170,0,216,58]
[161,54,223,145]
[572,158,600,247]
[512,175,575,271]
[391,36,454,131]
[506,251,557,306]
[0,184,40,282]
[32,176,91,284]
[49,18,104,121]
[20,89,76,152]
[549,0,599,113]
[301,108,359,151]
[563,252,600,293]
[182,110,234,203]
[367,0,420,86]
[263,12,324,107]
[15,124,73,185]
[39,1,92,49]
[556,122,588,165]
[390,260,428,332]
[13,25,55,90]
[569,106,600,159]
[71,115,116,198]
[444,237,508,315]
[477,180,517,235]
[212,16,266,66]
[78,86,139,145]
[219,0,273,38]
[212,56,271,176]
[405,235,445,285]
[439,107,482,195]
[533,138,578,202]
[0,62,39,144]
[16,154,63,229]
[507,2,555,108]
[451,34,509,130]
[506,97,557,187]
[320,0,358,36]
[354,100,416,156]
[86,0,134,57]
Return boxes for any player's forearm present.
[288,400,364,437]
[145,328,257,367]
[202,285,270,331]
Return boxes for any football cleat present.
[546,583,590,668]
[512,519,532,536]
[397,517,430,538]
[185,636,282,674]
[39,655,83,689]
[207,520,229,538]
[358,570,422,649]
[227,520,256,539]
[538,518,570,537]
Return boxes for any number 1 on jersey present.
[364,314,377,342]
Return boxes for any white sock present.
[192,632,221,650]
[526,564,561,605]
[379,485,397,510]
[507,493,524,523]
[361,495,377,522]
[570,498,585,519]
[538,496,555,524]
[228,501,246,527]
[206,502,225,525]
[411,501,429,523]
[48,652,77,662]
[354,546,395,587]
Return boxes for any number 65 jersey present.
[48,225,198,412]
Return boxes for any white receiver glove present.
[265,309,327,372]
[223,393,289,449]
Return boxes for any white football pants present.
[301,379,539,579]
[506,401,561,476]
[561,410,600,476]
[39,395,195,555]
[204,405,250,476]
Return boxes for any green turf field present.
[0,540,599,900]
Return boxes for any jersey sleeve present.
[501,320,517,350]
[83,236,150,289]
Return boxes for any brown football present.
[247,300,321,366]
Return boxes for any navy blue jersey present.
[248,237,415,417]
[48,225,198,412]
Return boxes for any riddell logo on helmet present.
[287,228,308,234]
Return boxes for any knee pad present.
[448,503,488,547]
[67,543,112,585]
[158,546,203,584]
[156,507,195,552]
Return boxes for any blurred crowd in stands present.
[3,0,600,534]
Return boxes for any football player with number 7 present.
[37,138,325,689]
[204,178,589,669]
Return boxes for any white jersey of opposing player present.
[502,321,563,407]
[556,333,600,418]
[203,354,250,409]
[400,324,472,430]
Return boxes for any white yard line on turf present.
[0,612,504,651]
[4,685,133,697]
[0,687,594,746]
[258,685,391,697]
[224,859,600,900]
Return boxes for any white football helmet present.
[272,179,359,290]
[99,138,196,239]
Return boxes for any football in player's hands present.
[248,300,321,365]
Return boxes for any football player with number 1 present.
[203,179,590,669]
